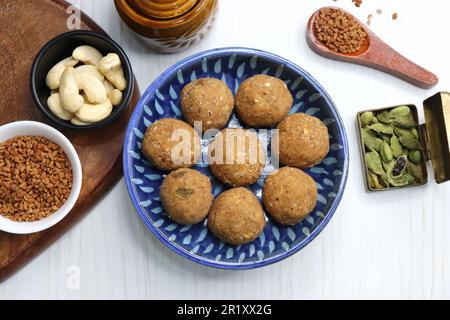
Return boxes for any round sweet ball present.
[208,128,266,187]
[181,78,235,132]
[160,168,213,225]
[235,74,293,127]
[142,118,201,171]
[276,113,329,168]
[263,167,317,226]
[208,187,266,245]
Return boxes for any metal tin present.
[356,92,450,192]
[423,92,450,183]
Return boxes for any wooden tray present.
[0,0,140,281]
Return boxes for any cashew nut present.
[71,117,91,126]
[72,45,103,68]
[45,57,78,90]
[59,67,84,113]
[75,98,113,123]
[47,93,73,121]
[75,73,107,104]
[103,80,123,106]
[74,65,104,81]
[99,53,127,91]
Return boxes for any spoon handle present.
[362,39,438,89]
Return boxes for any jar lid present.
[127,0,199,19]
[422,92,450,183]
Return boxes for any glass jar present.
[114,0,218,53]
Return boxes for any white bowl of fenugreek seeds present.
[0,121,82,234]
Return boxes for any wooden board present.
[0,0,140,281]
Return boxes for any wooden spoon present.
[306,7,439,89]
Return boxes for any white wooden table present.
[1,0,449,300]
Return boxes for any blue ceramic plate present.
[123,48,349,269]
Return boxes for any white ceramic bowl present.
[0,121,82,234]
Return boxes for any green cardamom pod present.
[394,114,416,129]
[389,106,411,119]
[366,151,385,176]
[387,172,413,187]
[383,160,396,173]
[369,123,394,136]
[390,136,404,158]
[377,111,393,124]
[407,162,425,183]
[399,136,422,150]
[371,116,379,124]
[411,128,419,140]
[360,112,374,128]
[368,171,384,190]
[362,128,383,152]
[394,126,416,140]
[381,134,391,143]
[380,174,390,188]
[392,155,408,177]
[409,150,422,164]
[380,142,394,163]
[405,174,416,184]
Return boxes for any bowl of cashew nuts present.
[30,30,134,130]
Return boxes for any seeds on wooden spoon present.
[314,7,368,54]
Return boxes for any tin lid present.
[127,0,199,19]
[422,92,450,183]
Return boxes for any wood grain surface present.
[0,0,140,281]
[306,7,439,89]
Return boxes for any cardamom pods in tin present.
[369,123,394,136]
[359,105,425,190]
[366,151,385,176]
[380,142,393,163]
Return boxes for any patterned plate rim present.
[123,47,349,270]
